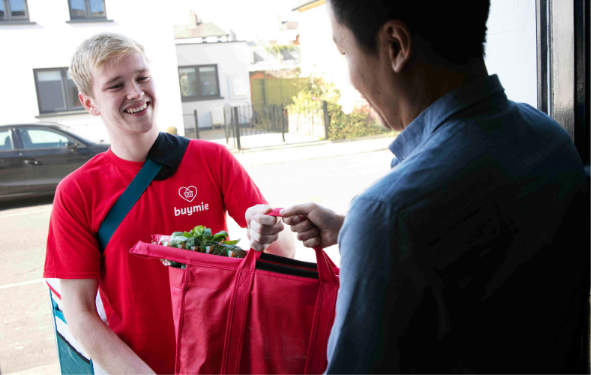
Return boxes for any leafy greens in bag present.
[152,226,247,269]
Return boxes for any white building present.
[0,0,184,143]
[175,15,251,134]
[294,0,538,111]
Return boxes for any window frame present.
[33,67,85,115]
[0,0,30,23]
[536,0,591,375]
[536,0,589,166]
[0,127,17,152]
[178,64,224,102]
[67,0,107,21]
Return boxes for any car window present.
[0,129,14,151]
[17,128,73,149]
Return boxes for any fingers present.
[248,223,280,251]
[248,231,279,251]
[280,203,317,218]
[254,214,281,228]
[282,214,306,226]
[248,211,284,252]
[245,204,273,224]
[302,237,321,248]
[296,227,320,243]
[289,218,315,234]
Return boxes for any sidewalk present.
[6,363,60,375]
[195,128,397,167]
[230,134,396,167]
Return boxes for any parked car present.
[0,122,110,201]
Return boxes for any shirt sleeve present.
[43,179,101,279]
[326,197,440,374]
[217,145,267,228]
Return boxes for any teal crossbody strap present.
[97,159,163,253]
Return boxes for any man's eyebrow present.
[104,75,122,85]
[104,69,148,86]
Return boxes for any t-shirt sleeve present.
[43,179,101,279]
[326,197,438,374]
[217,145,267,228]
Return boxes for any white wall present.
[298,2,364,113]
[297,0,539,111]
[0,0,184,143]
[176,42,251,130]
[485,0,538,107]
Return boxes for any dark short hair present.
[328,0,491,65]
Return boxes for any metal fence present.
[182,102,329,151]
[182,110,200,139]
[223,102,328,150]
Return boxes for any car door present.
[0,127,28,198]
[16,126,92,194]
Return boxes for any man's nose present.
[126,83,144,101]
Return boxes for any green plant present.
[287,77,394,140]
[161,226,247,268]
[328,104,393,140]
[265,44,298,55]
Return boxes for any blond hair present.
[70,32,147,96]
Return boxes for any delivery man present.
[44,32,294,374]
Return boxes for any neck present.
[108,126,160,162]
[400,58,489,128]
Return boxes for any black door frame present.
[536,0,589,166]
[537,3,590,373]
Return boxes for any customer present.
[282,1,589,373]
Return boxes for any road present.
[0,137,394,374]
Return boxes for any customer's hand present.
[245,204,284,251]
[281,203,345,249]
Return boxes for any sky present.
[170,0,303,42]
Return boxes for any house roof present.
[292,0,324,12]
[174,23,229,39]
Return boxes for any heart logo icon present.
[178,186,197,203]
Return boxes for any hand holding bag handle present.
[222,208,339,374]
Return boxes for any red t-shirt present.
[44,140,266,374]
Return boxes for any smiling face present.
[80,53,157,136]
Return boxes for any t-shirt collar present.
[389,74,505,162]
[104,132,190,180]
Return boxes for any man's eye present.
[138,76,149,82]
[109,83,123,90]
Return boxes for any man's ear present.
[79,92,100,116]
[380,20,412,74]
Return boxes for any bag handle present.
[222,208,338,374]
[266,207,337,282]
[97,159,162,252]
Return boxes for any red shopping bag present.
[129,242,339,374]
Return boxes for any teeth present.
[126,103,147,114]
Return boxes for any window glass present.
[0,1,5,19]
[88,0,104,17]
[18,129,71,149]
[0,130,14,151]
[69,0,86,18]
[199,67,219,96]
[179,68,197,97]
[9,0,26,18]
[37,70,67,113]
[66,70,83,109]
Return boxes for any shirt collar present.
[389,74,505,162]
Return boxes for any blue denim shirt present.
[326,75,588,373]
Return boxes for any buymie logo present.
[175,186,210,216]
